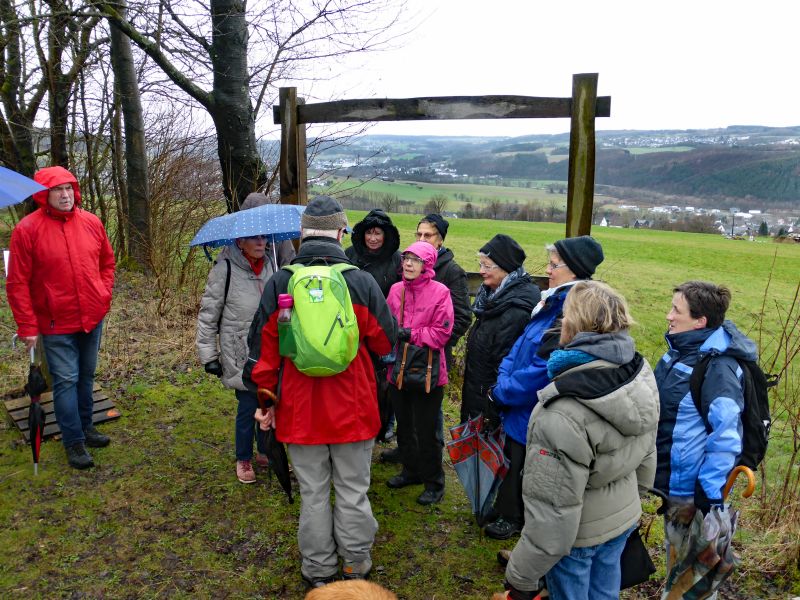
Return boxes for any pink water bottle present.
[277,294,293,322]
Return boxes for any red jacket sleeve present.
[6,224,38,337]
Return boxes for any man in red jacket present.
[7,166,116,470]
[245,196,396,589]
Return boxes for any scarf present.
[547,348,596,380]
[472,267,526,316]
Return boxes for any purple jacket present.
[387,241,454,387]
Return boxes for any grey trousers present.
[288,440,378,580]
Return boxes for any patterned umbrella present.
[662,466,756,599]
[446,414,509,526]
[190,203,305,248]
[0,165,47,208]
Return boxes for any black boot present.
[66,443,94,469]
[84,425,110,448]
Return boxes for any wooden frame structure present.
[274,73,610,237]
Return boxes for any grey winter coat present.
[505,332,659,591]
[196,245,284,390]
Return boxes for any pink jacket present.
[386,241,454,387]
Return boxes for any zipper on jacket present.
[51,320,55,329]
[324,312,344,345]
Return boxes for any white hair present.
[301,228,341,240]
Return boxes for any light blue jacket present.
[653,321,757,503]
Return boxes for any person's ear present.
[694,315,708,330]
[336,228,344,242]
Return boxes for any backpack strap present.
[689,354,714,433]
[217,258,231,331]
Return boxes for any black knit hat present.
[302,195,349,231]
[553,235,604,279]
[420,213,449,241]
[480,234,526,273]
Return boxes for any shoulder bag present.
[389,287,440,394]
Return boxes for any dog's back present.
[304,579,397,600]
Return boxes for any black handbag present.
[389,288,440,394]
[619,524,656,590]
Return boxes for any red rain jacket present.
[246,238,396,445]
[6,167,115,337]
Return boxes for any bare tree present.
[426,193,448,214]
[92,0,406,212]
[109,0,150,269]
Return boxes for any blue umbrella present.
[0,165,47,208]
[190,203,305,249]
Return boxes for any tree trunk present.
[45,0,71,167]
[210,0,266,212]
[109,0,151,270]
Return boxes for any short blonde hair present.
[561,281,634,343]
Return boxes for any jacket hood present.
[563,331,636,365]
[401,241,437,287]
[350,209,400,260]
[32,166,81,208]
[293,236,350,266]
[435,246,455,270]
[665,320,757,362]
[540,353,659,437]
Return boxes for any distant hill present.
[311,126,800,210]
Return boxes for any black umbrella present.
[257,389,294,503]
[23,346,48,474]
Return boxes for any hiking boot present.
[382,425,395,443]
[496,549,511,567]
[342,560,372,581]
[83,425,110,448]
[417,488,444,506]
[380,447,401,463]
[254,453,270,469]
[236,460,256,484]
[302,573,337,589]
[485,517,522,540]
[386,472,422,489]
[66,443,94,469]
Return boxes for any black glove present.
[397,327,412,343]
[204,360,223,377]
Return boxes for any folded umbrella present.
[256,389,294,504]
[0,165,47,208]
[23,345,48,475]
[446,414,509,527]
[662,466,756,600]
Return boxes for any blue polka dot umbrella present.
[190,203,306,249]
[0,165,47,208]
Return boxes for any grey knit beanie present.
[301,195,349,231]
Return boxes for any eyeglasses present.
[401,255,424,265]
[478,262,500,271]
[548,262,567,270]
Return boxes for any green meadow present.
[313,178,570,210]
[1,216,799,598]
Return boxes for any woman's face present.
[546,251,576,289]
[364,227,385,251]
[478,255,508,290]
[237,235,267,260]
[401,253,425,280]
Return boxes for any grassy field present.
[1,217,799,599]
[313,178,571,211]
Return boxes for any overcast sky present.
[304,0,799,138]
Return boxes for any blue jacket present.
[653,320,757,503]
[492,285,569,445]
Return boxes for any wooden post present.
[279,87,302,205]
[566,73,599,238]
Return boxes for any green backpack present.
[279,263,359,376]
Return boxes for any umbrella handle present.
[723,465,755,501]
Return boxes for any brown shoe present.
[254,453,270,469]
[236,460,256,483]
[497,549,511,567]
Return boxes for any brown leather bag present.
[389,287,440,394]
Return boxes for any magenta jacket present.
[386,241,454,387]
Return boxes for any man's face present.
[47,183,75,212]
[415,222,442,249]
[667,292,706,334]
